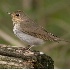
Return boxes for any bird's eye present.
[15,13,20,16]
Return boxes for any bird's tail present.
[47,32,70,43]
[52,36,70,43]
[43,28,70,43]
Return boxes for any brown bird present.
[8,10,69,49]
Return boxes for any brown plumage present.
[9,10,69,46]
[20,19,60,42]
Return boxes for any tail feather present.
[47,32,70,43]
[53,37,70,43]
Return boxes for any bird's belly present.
[13,28,44,45]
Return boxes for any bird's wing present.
[20,18,61,42]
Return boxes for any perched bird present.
[8,10,69,49]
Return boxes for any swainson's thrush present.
[8,10,69,48]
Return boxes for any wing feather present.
[20,18,60,42]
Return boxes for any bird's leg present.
[25,45,34,51]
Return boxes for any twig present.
[0,44,54,69]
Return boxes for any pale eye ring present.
[15,13,20,16]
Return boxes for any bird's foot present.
[26,45,34,51]
[23,45,34,52]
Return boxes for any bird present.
[8,10,69,49]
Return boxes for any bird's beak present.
[7,12,11,15]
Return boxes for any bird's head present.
[8,10,26,23]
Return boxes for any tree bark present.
[0,44,54,69]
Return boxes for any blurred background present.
[0,0,70,69]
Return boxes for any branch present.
[0,44,54,69]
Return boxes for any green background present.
[0,0,70,69]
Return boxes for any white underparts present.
[13,23,44,46]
